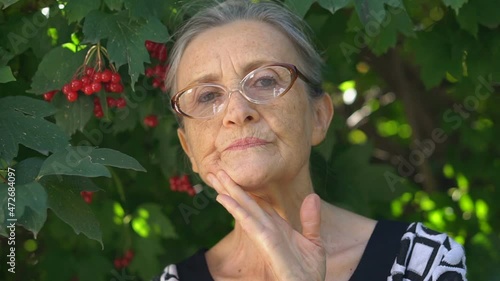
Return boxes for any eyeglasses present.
[171,63,309,119]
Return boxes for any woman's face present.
[176,20,332,189]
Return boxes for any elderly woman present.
[153,1,468,280]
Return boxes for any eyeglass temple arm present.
[295,68,323,95]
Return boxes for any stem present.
[110,168,126,203]
[83,45,98,66]
[100,48,117,72]
[0,173,6,183]
[96,42,104,71]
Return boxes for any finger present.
[300,193,322,246]
[215,171,271,223]
[206,173,230,196]
[216,193,266,234]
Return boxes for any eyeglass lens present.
[178,65,293,118]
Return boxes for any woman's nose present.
[222,90,260,126]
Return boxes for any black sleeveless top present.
[152,220,468,281]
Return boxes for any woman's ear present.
[311,93,334,146]
[177,128,199,173]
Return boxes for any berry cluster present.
[93,96,127,118]
[169,175,196,196]
[44,67,124,104]
[144,40,169,92]
[114,250,134,269]
[80,191,94,204]
[143,114,159,128]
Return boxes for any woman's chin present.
[224,166,273,190]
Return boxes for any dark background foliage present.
[0,0,499,280]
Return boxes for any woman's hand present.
[207,171,326,281]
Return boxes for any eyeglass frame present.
[170,62,312,119]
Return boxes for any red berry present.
[154,65,164,75]
[121,257,129,267]
[109,83,124,93]
[43,90,57,102]
[101,69,112,83]
[169,176,179,190]
[157,45,167,62]
[114,259,123,269]
[85,67,95,77]
[144,115,159,127]
[83,85,94,95]
[115,98,126,108]
[92,73,102,83]
[94,108,103,118]
[180,175,190,184]
[145,67,154,77]
[62,84,72,95]
[145,40,156,52]
[125,250,134,260]
[93,97,101,105]
[80,191,93,204]
[81,76,91,85]
[188,189,196,196]
[152,78,162,88]
[111,73,121,84]
[91,82,102,93]
[70,79,83,91]
[66,91,78,102]
[106,97,116,108]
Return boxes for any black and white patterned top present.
[152,221,467,281]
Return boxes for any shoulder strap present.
[349,220,410,281]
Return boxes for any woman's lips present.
[225,137,269,151]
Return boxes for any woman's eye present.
[197,91,221,103]
[255,77,277,88]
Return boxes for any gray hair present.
[166,0,324,100]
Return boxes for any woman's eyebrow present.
[190,59,274,85]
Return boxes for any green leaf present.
[0,96,70,164]
[28,46,87,95]
[0,65,15,83]
[15,157,45,185]
[104,0,123,10]
[15,182,47,222]
[82,10,169,89]
[0,0,19,9]
[41,175,103,246]
[476,0,500,28]
[456,1,478,37]
[442,0,468,13]
[0,47,15,66]
[123,0,168,19]
[38,146,146,178]
[284,0,314,18]
[408,28,463,88]
[317,0,351,14]
[65,0,101,23]
[17,206,47,238]
[0,170,48,238]
[368,7,415,55]
[353,0,405,25]
[53,94,93,135]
